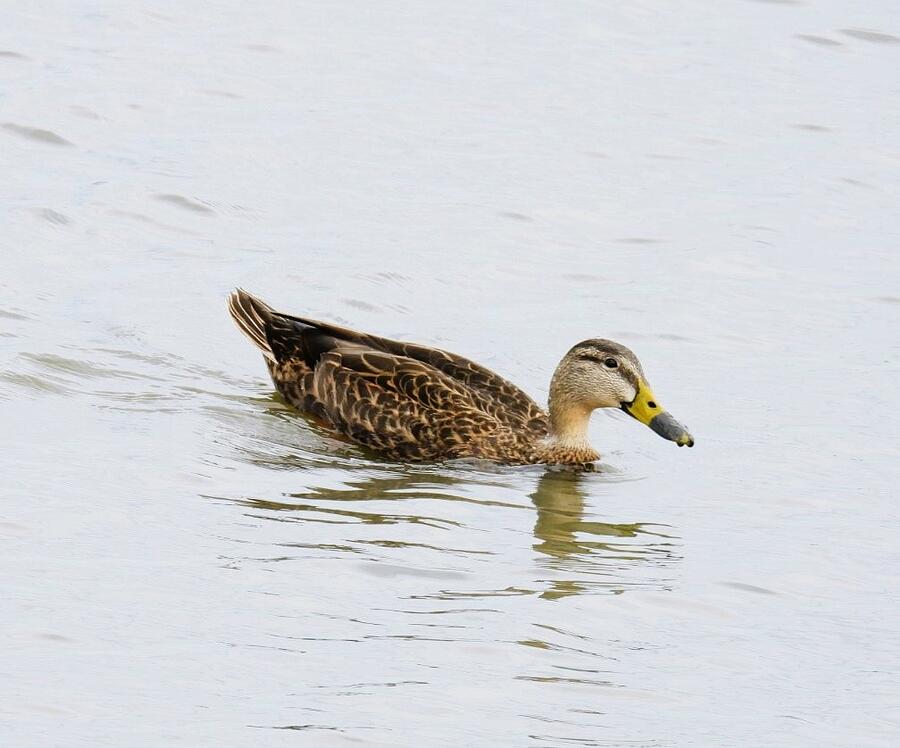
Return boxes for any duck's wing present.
[228,289,548,436]
[372,337,548,435]
[310,348,513,460]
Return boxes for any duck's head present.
[548,339,694,448]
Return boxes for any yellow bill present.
[621,381,694,447]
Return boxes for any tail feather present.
[228,288,277,362]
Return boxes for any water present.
[3,1,899,745]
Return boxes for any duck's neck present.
[540,399,600,465]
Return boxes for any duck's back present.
[228,290,548,462]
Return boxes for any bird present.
[228,289,693,468]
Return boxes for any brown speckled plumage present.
[228,289,693,467]
[229,289,555,463]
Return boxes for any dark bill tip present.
[648,412,695,447]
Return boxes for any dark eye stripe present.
[578,354,622,370]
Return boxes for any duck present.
[228,289,694,468]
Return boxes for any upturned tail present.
[227,288,277,362]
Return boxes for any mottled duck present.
[229,289,694,468]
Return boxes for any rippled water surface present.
[3,2,900,746]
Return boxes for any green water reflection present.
[530,471,679,598]
[225,465,679,599]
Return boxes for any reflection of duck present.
[229,289,693,468]
[530,471,678,598]
[531,472,644,560]
[232,468,506,530]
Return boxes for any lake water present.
[3,1,899,746]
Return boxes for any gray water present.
[3,2,900,746]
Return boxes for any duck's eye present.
[603,357,618,369]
